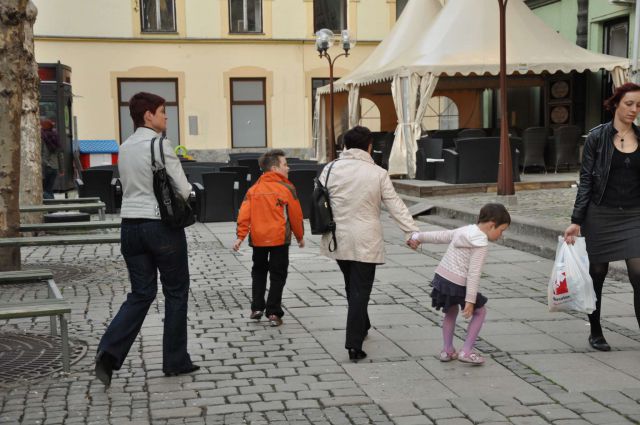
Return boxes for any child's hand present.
[232,238,243,251]
[298,239,305,248]
[462,302,474,319]
[407,239,420,250]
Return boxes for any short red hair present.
[129,92,165,129]
[604,82,640,112]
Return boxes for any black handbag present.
[309,160,338,251]
[151,137,195,229]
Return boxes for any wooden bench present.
[20,220,121,233]
[43,197,101,205]
[0,233,120,247]
[20,202,107,220]
[0,270,71,372]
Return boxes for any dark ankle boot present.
[95,351,116,387]
[347,348,367,362]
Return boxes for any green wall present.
[530,1,578,44]
[530,0,636,130]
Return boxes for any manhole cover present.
[0,331,87,387]
[23,263,93,282]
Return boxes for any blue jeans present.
[97,220,193,373]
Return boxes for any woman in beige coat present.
[319,126,419,361]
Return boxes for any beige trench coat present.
[319,148,419,264]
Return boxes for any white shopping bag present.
[548,236,597,314]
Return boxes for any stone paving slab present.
[0,212,639,424]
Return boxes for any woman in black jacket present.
[564,82,640,351]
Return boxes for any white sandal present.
[457,351,485,365]
[438,350,458,362]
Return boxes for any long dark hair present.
[603,82,640,112]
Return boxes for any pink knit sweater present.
[413,225,489,304]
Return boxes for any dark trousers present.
[42,166,57,199]
[98,220,193,373]
[337,260,376,350]
[251,245,289,318]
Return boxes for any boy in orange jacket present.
[233,149,305,326]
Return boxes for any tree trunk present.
[19,1,41,225]
[0,0,29,271]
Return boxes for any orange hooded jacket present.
[236,171,304,247]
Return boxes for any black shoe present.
[347,348,367,362]
[164,364,200,377]
[588,335,611,352]
[95,351,115,387]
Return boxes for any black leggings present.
[588,257,640,336]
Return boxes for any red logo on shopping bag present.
[554,271,568,295]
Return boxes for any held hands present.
[406,232,421,250]
[462,302,475,319]
[563,224,581,245]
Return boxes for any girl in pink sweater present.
[410,203,510,365]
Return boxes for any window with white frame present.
[421,96,459,130]
[359,98,381,131]
[231,78,267,148]
[314,0,347,33]
[141,0,176,32]
[229,0,263,33]
[117,79,180,145]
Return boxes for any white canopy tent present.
[315,0,630,177]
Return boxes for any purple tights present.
[442,305,487,354]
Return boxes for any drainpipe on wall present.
[633,0,640,83]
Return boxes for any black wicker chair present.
[288,169,317,219]
[435,137,520,184]
[521,127,550,173]
[546,125,581,172]
[220,166,250,214]
[76,169,117,213]
[457,128,486,139]
[415,137,443,180]
[200,172,237,222]
[237,158,262,187]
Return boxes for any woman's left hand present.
[563,223,581,245]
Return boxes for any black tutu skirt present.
[430,273,487,311]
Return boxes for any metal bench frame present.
[0,233,120,247]
[0,270,71,372]
[20,202,107,221]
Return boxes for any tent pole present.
[497,0,514,196]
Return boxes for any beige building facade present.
[33,0,423,160]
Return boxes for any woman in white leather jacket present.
[94,92,198,387]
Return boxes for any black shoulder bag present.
[310,160,338,251]
[151,137,195,229]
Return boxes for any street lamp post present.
[316,29,354,161]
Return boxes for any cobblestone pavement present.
[1,209,639,424]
